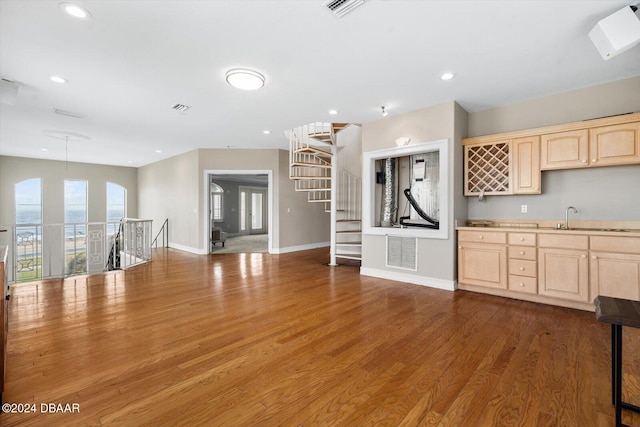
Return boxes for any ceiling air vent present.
[172,103,191,112]
[324,0,366,18]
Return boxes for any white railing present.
[0,218,153,283]
[338,170,362,220]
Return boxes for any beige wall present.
[361,101,466,285]
[138,150,199,250]
[469,76,640,137]
[0,155,138,225]
[138,148,331,254]
[467,77,640,221]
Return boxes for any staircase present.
[288,123,361,265]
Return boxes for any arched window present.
[106,182,126,222]
[211,183,224,222]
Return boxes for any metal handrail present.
[152,218,169,248]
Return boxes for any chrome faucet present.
[564,206,578,230]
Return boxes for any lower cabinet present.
[538,247,589,303]
[458,242,507,289]
[589,235,640,301]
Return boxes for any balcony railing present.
[0,218,153,283]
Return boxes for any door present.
[239,186,267,235]
[538,248,589,302]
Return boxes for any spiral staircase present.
[287,122,361,265]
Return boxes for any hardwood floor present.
[2,248,639,426]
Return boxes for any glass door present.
[239,186,267,235]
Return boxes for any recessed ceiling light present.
[225,68,265,90]
[41,148,48,152]
[155,150,162,153]
[440,72,455,81]
[127,160,132,164]
[263,130,271,135]
[59,3,92,20]
[50,76,67,84]
[329,109,338,115]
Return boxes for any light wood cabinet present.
[540,129,589,170]
[589,122,640,167]
[589,235,640,301]
[458,231,507,289]
[512,136,541,194]
[507,232,537,295]
[464,140,512,196]
[538,248,589,303]
[538,234,589,303]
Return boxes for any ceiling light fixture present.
[50,76,67,84]
[225,68,265,90]
[263,130,271,135]
[440,72,455,81]
[59,3,92,20]
[155,150,162,153]
[329,109,338,115]
[381,106,388,118]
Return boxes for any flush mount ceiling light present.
[263,130,271,135]
[440,72,455,81]
[381,105,388,118]
[225,68,265,90]
[59,3,92,20]
[50,75,67,84]
[328,109,338,115]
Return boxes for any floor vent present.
[386,236,417,271]
[324,0,366,18]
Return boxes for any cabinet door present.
[464,141,512,196]
[589,122,640,167]
[458,242,507,289]
[512,136,541,194]
[590,252,640,301]
[538,248,589,302]
[540,129,588,170]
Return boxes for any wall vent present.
[324,0,366,18]
[172,103,191,112]
[386,236,417,271]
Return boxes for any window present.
[106,182,126,222]
[64,180,88,275]
[211,183,224,222]
[15,178,42,281]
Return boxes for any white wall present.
[467,77,640,221]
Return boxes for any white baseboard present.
[168,242,208,255]
[360,267,457,292]
[272,241,330,254]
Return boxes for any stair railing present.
[152,218,169,248]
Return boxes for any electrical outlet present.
[521,205,528,213]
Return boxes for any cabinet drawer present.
[508,232,536,246]
[538,234,589,250]
[458,231,506,244]
[508,246,536,261]
[509,259,537,278]
[508,275,537,294]
[590,236,640,255]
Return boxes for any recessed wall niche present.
[362,139,449,239]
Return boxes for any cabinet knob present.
[520,237,525,241]
[519,267,525,271]
[592,159,597,163]
[592,255,597,259]
[581,159,587,163]
[479,235,484,239]
[519,283,525,287]
[459,246,462,249]
[581,254,587,258]
[519,251,525,255]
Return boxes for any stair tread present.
[336,254,362,260]
[295,188,331,192]
[295,147,332,156]
[336,230,362,233]
[336,242,362,246]
[290,176,331,179]
[291,161,331,168]
[336,219,361,222]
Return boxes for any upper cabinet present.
[463,113,640,196]
[589,122,640,167]
[540,129,588,170]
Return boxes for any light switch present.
[521,205,527,213]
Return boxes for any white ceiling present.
[1,0,639,167]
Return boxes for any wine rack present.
[465,141,512,195]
